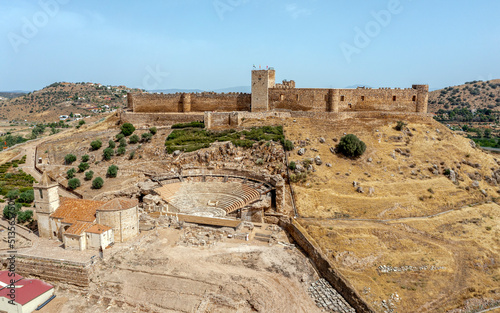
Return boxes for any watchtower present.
[412,84,429,113]
[251,69,275,112]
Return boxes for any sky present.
[1,0,500,92]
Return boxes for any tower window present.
[296,95,299,101]
[361,96,365,101]
[280,94,284,101]
[393,96,397,101]
[39,189,43,199]
[340,96,345,101]
[412,95,416,101]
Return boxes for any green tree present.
[92,177,104,189]
[116,147,126,155]
[17,210,33,223]
[141,132,152,142]
[108,140,116,149]
[484,128,492,138]
[64,154,77,164]
[3,205,20,220]
[90,140,102,151]
[18,190,34,203]
[68,178,81,190]
[116,133,125,141]
[66,168,76,179]
[78,162,90,172]
[78,120,85,126]
[120,123,135,136]
[337,134,366,158]
[103,147,114,160]
[288,161,296,170]
[6,189,20,200]
[119,137,127,147]
[129,134,139,144]
[82,154,90,162]
[85,170,94,181]
[107,165,118,178]
[149,127,157,135]
[283,140,294,151]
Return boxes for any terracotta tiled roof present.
[0,272,54,306]
[50,197,105,224]
[64,221,93,236]
[97,198,138,211]
[85,224,112,234]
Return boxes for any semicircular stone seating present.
[154,181,261,216]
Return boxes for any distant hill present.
[428,79,500,113]
[344,84,372,89]
[0,91,27,99]
[0,82,141,123]
[149,86,251,94]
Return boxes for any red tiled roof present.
[0,271,54,306]
[97,198,138,212]
[0,271,23,285]
[64,221,93,236]
[85,224,112,234]
[50,197,105,224]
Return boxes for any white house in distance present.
[33,171,139,251]
[0,271,54,313]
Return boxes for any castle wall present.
[127,92,251,113]
[120,111,205,127]
[269,87,424,113]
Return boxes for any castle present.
[125,69,428,124]
[33,171,139,251]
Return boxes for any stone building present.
[33,172,139,251]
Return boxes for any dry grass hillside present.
[429,79,500,113]
[279,115,500,312]
[0,82,140,123]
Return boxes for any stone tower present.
[251,69,275,112]
[33,171,60,238]
[412,84,429,113]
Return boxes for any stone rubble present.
[308,278,355,313]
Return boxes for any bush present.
[78,120,85,126]
[141,132,152,142]
[119,137,127,147]
[289,161,296,170]
[64,154,77,164]
[395,121,406,131]
[128,151,135,160]
[18,190,34,203]
[171,121,204,129]
[92,177,104,189]
[107,165,118,178]
[3,205,20,220]
[66,168,76,179]
[129,134,140,144]
[149,127,157,135]
[68,178,81,190]
[337,134,366,158]
[283,139,294,151]
[78,162,89,172]
[108,140,116,149]
[17,210,33,223]
[81,154,89,162]
[117,147,126,155]
[116,133,125,141]
[85,170,94,181]
[120,123,135,136]
[6,189,20,200]
[103,147,114,160]
[90,140,102,151]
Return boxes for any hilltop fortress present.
[123,69,429,127]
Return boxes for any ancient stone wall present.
[97,207,138,243]
[1,255,93,287]
[127,92,251,113]
[120,111,204,127]
[279,220,375,313]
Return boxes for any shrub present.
[92,177,104,189]
[444,168,451,176]
[78,120,85,126]
[18,190,34,203]
[141,132,153,142]
[78,162,89,172]
[395,121,406,131]
[337,134,366,158]
[90,140,102,151]
[3,205,20,219]
[68,178,81,190]
[283,139,294,151]
[129,134,140,144]
[17,210,33,223]
[116,133,125,141]
[171,121,204,129]
[103,147,114,160]
[64,154,77,164]
[119,137,127,147]
[6,189,20,200]
[149,127,157,135]
[107,165,118,178]
[108,140,116,149]
[116,147,126,155]
[84,170,94,181]
[289,161,296,170]
[120,123,135,136]
[66,168,76,179]
[81,154,89,162]
[128,151,135,160]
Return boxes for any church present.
[33,171,140,251]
